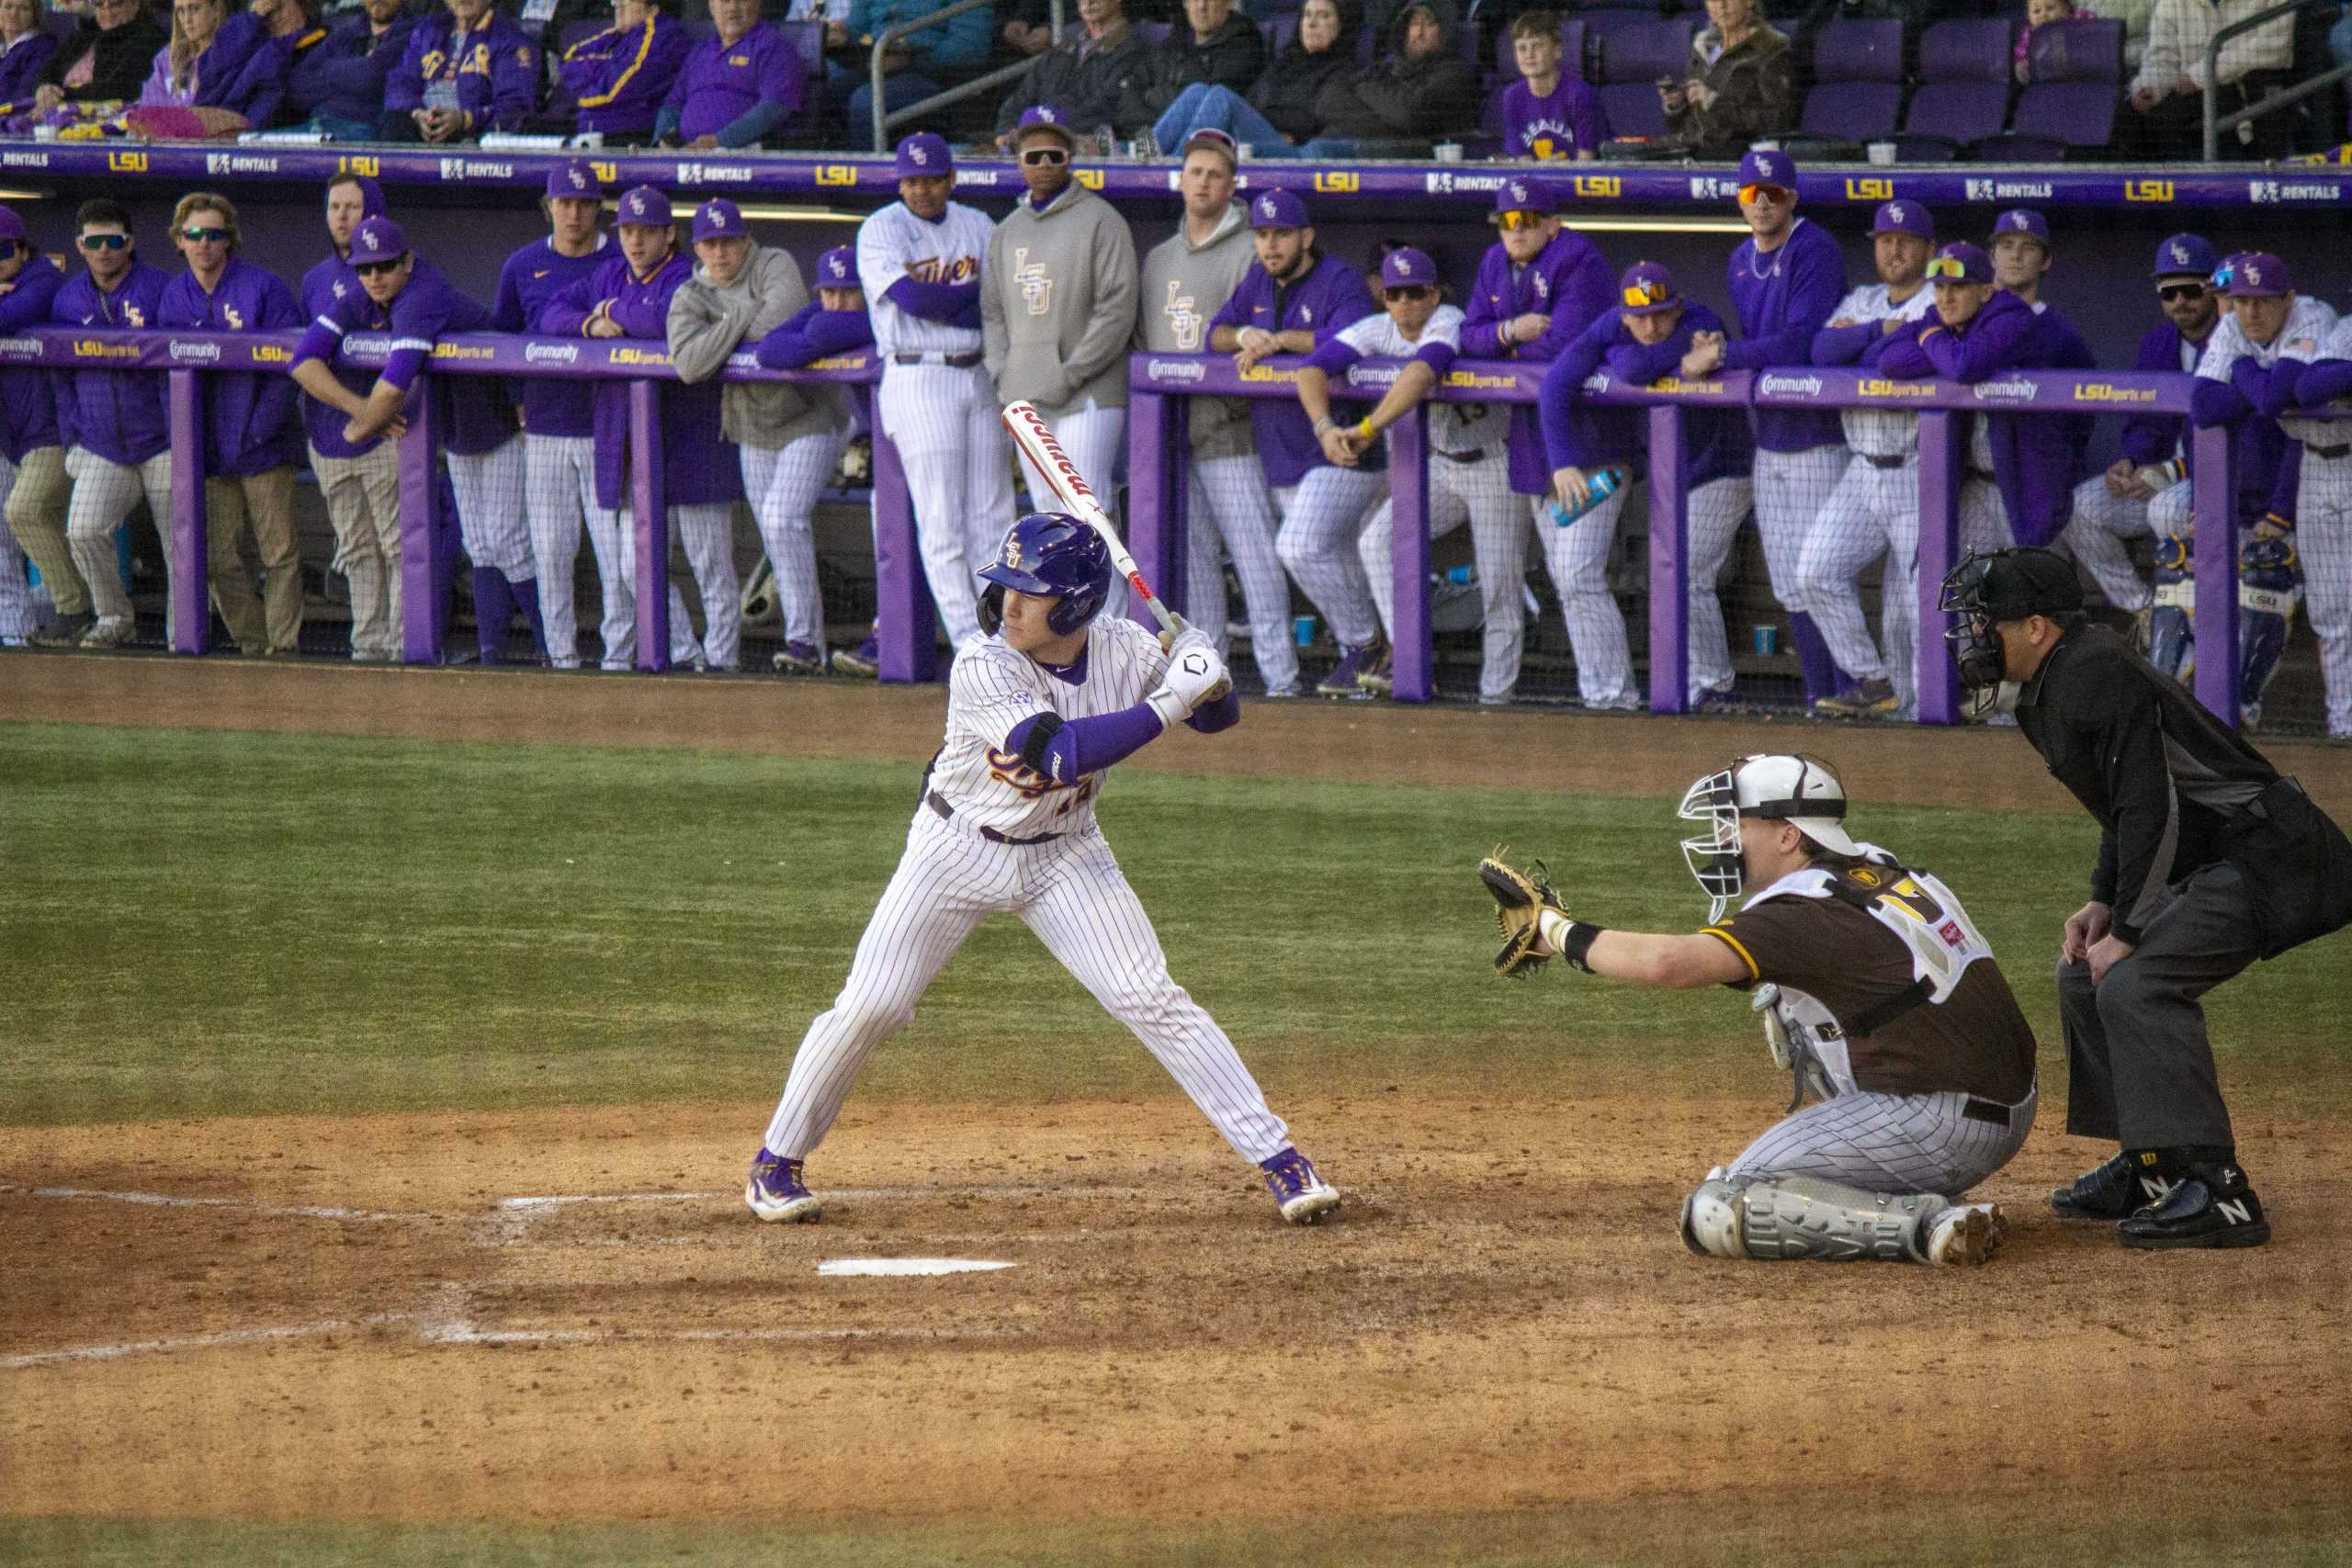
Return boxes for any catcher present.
[1480,753,2038,1266]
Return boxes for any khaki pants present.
[5,445,80,615]
[206,466,303,655]
[311,443,401,660]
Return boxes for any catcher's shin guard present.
[2237,535,2301,727]
[1680,1171,1951,1264]
[2147,535,2196,682]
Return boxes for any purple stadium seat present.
[1595,15,1697,139]
[1576,6,1658,76]
[1268,12,1299,56]
[780,17,825,79]
[1996,17,2123,156]
[1894,17,2012,160]
[1355,20,1377,64]
[1136,20,1173,45]
[1796,18,1903,145]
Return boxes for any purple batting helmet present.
[977,513,1113,636]
[616,186,672,228]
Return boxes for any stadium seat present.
[1893,17,2011,161]
[1267,11,1299,55]
[1984,17,2122,160]
[1594,16,1698,140]
[1136,20,1173,45]
[1791,17,1903,150]
[1575,7,1661,77]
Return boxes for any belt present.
[1967,466,1996,482]
[1962,1098,2009,1128]
[925,789,1061,846]
[1432,448,1486,466]
[1861,452,1908,469]
[892,351,983,368]
[2306,441,2352,460]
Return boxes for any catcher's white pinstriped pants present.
[525,434,601,667]
[876,362,1010,648]
[1750,444,1847,615]
[311,444,401,660]
[1182,454,1298,693]
[761,811,1294,1165]
[1728,1082,2037,1198]
[1532,488,1639,710]
[64,446,176,640]
[1274,466,1387,651]
[1357,443,1523,700]
[2063,476,2155,613]
[1013,399,1129,622]
[447,434,532,581]
[1683,474,1758,702]
[0,454,29,639]
[742,428,850,653]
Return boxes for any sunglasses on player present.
[78,233,130,251]
[1494,209,1547,231]
[1737,183,1791,206]
[1623,278,1670,309]
[1020,146,1069,166]
[2157,281,2206,302]
[1383,285,1433,302]
[180,226,230,244]
[354,255,406,276]
[1924,254,1978,281]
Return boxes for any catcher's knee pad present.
[2148,535,2196,682]
[2238,535,2301,718]
[1681,1171,1951,1263]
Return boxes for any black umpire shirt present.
[2013,621,2276,946]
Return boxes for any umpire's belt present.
[1860,452,1909,469]
[1962,1098,2011,1127]
[926,789,1061,846]
[2305,441,2352,460]
[893,351,984,368]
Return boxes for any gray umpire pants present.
[2054,860,2257,1150]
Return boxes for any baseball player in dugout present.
[1479,753,2035,1267]
[746,513,1342,1228]
[1940,547,2352,1249]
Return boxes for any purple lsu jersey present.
[1722,217,1848,454]
[560,13,691,136]
[292,256,517,457]
[157,255,304,475]
[1459,230,1614,495]
[1500,76,1607,161]
[299,252,381,457]
[492,233,614,439]
[52,260,172,468]
[1207,252,1374,490]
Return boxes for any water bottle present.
[1444,565,1476,585]
[1549,468,1624,527]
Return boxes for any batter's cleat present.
[1316,637,1386,697]
[771,640,828,675]
[31,609,94,648]
[1925,1202,2007,1267]
[2119,1161,2270,1250]
[2050,1152,2170,1220]
[831,636,880,677]
[1260,1146,1340,1225]
[1811,676,1898,717]
[745,1148,822,1223]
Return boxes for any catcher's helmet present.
[978,512,1113,637]
[1678,753,1861,922]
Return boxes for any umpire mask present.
[1939,547,2083,716]
[1678,754,1862,922]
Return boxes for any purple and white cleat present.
[745,1148,822,1223]
[1260,1146,1340,1225]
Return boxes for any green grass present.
[5,720,2349,1127]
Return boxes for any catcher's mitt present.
[1478,848,1566,978]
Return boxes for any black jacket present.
[1249,35,1355,141]
[1124,11,1265,120]
[1312,0,1476,143]
[2013,621,2278,944]
[995,22,1151,136]
[41,13,170,103]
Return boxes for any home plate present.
[818,1258,1018,1277]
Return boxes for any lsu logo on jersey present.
[1014,248,1053,316]
[1161,279,1203,350]
[986,747,1091,798]
[222,304,244,330]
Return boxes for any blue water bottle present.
[1549,468,1623,527]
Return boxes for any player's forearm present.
[1295,366,1335,426]
[1272,329,1316,354]
[1570,927,1742,988]
[1356,360,1435,435]
[347,379,409,437]
[289,358,365,416]
[1207,322,1244,353]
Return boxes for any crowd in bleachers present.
[0,0,2344,156]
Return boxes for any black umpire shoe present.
[2049,1152,2164,1219]
[2119,1161,2272,1250]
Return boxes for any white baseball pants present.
[0,455,28,639]
[1750,444,1848,614]
[1728,1082,2038,1197]
[1357,446,1525,700]
[64,446,175,640]
[877,362,1012,648]
[743,429,849,653]
[526,434,599,667]
[2291,451,2352,737]
[604,506,706,671]
[1683,474,1758,702]
[1183,454,1298,692]
[2064,475,2154,613]
[761,812,1295,1166]
[2147,478,2194,543]
[1532,488,1638,709]
[447,434,532,581]
[311,444,401,660]
[673,501,741,671]
[1273,466,1386,651]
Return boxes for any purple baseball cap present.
[350,216,407,261]
[0,205,24,243]
[616,186,672,228]
[546,160,598,200]
[1736,147,1796,191]
[816,245,856,287]
[1380,246,1436,290]
[895,131,950,178]
[1870,198,1932,238]
[1927,241,1993,285]
[1618,260,1679,315]
[1014,104,1078,146]
[1250,188,1308,230]
[2152,232,2220,280]
[1492,175,1555,217]
[2222,252,2291,297]
[693,198,744,243]
[1991,208,2050,250]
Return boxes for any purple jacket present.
[1206,251,1374,490]
[1722,216,1846,453]
[51,260,171,467]
[2188,352,2301,526]
[382,9,539,134]
[195,10,293,125]
[1459,230,1614,495]
[0,28,58,112]
[288,8,414,129]
[292,257,517,458]
[560,14,690,137]
[1540,308,1643,472]
[298,256,376,457]
[157,256,302,476]
[0,252,64,461]
[2120,318,2210,467]
[541,250,741,512]
[1599,301,1751,490]
[1499,76,1607,159]
[492,233,614,440]
[657,20,801,147]
[754,300,875,367]
[1877,289,2074,547]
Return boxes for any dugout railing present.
[1128,353,2269,728]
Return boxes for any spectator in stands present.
[1000,0,1053,61]
[156,191,303,658]
[1659,0,1793,159]
[53,197,175,651]
[830,0,990,151]
[1121,0,1265,141]
[2064,233,2218,635]
[1148,0,1355,157]
[0,0,62,116]
[285,0,413,141]
[559,0,689,147]
[380,0,540,143]
[35,0,167,112]
[139,0,224,107]
[992,0,1148,147]
[1306,0,1476,157]
[0,204,83,649]
[190,0,320,135]
[655,0,803,149]
[1499,8,1605,162]
[2128,0,2294,158]
[2016,0,2072,82]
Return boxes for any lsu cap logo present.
[1508,179,1531,206]
[907,141,927,164]
[1035,106,1057,120]
[1258,196,1275,217]
[1887,202,1904,223]
[2245,260,2263,286]
[2171,242,2189,265]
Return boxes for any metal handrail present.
[869,0,1065,152]
[2199,0,2348,159]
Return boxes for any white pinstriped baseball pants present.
[1358,444,1524,700]
[526,434,600,667]
[1727,1082,2037,1198]
[64,446,175,639]
[2287,452,2352,737]
[742,428,849,652]
[1683,474,1757,702]
[1532,488,1639,709]
[761,811,1294,1166]
[1750,444,1848,614]
[1183,454,1299,692]
[602,507,706,671]
[311,443,401,660]
[877,363,1011,648]
[1274,466,1386,650]
[447,434,532,580]
[1014,399,1130,622]
[0,455,29,639]
[2063,475,2154,613]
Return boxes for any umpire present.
[1940,547,2352,1250]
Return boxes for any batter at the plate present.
[746,512,1342,1226]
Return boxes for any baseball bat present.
[1000,399,1182,638]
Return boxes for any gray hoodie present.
[667,242,831,449]
[983,180,1139,417]
[1136,198,1254,462]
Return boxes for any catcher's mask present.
[978,512,1113,637]
[1939,547,2084,713]
[1678,753,1861,921]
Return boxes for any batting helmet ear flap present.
[978,581,1007,636]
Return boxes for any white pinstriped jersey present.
[1829,283,1935,457]
[929,615,1169,840]
[2222,301,2348,446]
[857,200,992,357]
[1332,303,1496,454]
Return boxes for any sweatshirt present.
[1135,199,1254,460]
[983,179,1139,416]
[668,242,824,449]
